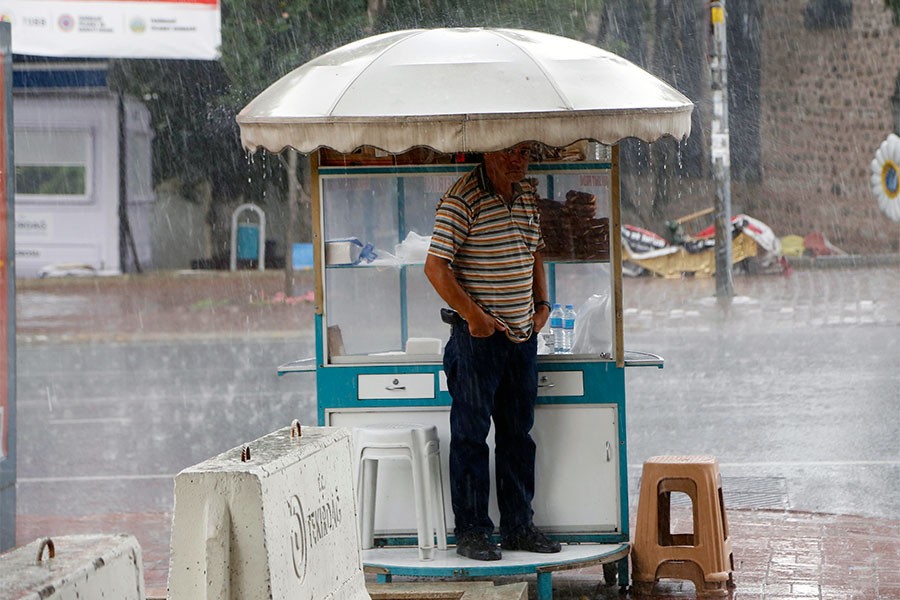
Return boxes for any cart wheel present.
[603,562,618,585]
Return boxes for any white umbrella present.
[237,27,693,154]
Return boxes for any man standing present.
[424,143,561,561]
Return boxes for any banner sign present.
[0,0,220,60]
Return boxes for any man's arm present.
[532,250,550,333]
[424,254,505,337]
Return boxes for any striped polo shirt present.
[428,164,544,342]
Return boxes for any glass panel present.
[534,169,611,262]
[127,132,154,199]
[325,267,402,358]
[320,163,614,363]
[322,173,453,361]
[398,172,461,243]
[15,165,86,195]
[553,262,613,357]
[14,129,91,199]
[322,176,399,251]
[404,265,451,346]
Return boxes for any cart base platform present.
[363,542,630,600]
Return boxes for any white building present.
[13,61,154,278]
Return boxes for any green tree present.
[112,0,611,195]
[112,0,717,262]
[888,0,900,25]
[109,0,608,261]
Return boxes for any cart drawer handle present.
[538,376,555,388]
[606,441,612,462]
[385,378,406,391]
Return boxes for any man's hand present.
[533,303,550,333]
[467,307,506,338]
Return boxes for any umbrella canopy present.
[238,27,694,154]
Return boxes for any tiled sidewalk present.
[16,508,900,599]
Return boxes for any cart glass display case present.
[319,151,617,365]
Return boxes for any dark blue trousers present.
[443,324,538,537]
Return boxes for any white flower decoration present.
[870,133,900,223]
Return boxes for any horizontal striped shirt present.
[428,165,544,341]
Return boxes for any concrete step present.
[367,581,528,599]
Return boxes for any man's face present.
[484,143,534,184]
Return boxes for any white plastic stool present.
[352,423,447,560]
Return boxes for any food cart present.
[237,27,693,597]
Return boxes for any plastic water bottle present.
[562,304,577,353]
[549,303,564,354]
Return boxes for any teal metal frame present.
[363,543,631,600]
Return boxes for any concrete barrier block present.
[168,424,368,600]
[0,534,144,599]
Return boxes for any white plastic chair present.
[352,423,447,560]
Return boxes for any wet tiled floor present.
[16,507,900,599]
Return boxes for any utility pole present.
[709,0,733,307]
[0,22,15,552]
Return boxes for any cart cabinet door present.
[532,405,620,533]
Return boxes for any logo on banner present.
[129,17,146,33]
[57,14,75,32]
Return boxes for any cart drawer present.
[358,373,435,399]
[537,371,584,397]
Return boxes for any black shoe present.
[502,524,561,553]
[455,532,502,561]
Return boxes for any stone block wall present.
[737,1,900,253]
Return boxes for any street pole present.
[0,22,15,552]
[709,0,734,307]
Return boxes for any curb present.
[785,253,900,269]
[16,329,311,346]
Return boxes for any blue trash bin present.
[237,223,260,261]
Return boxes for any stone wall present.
[737,1,900,253]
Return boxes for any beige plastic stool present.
[632,455,735,597]
[353,423,447,560]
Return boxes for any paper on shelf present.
[325,238,378,265]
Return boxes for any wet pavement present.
[10,262,900,598]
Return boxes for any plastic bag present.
[571,292,612,356]
[394,231,432,263]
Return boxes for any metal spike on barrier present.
[0,534,144,599]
